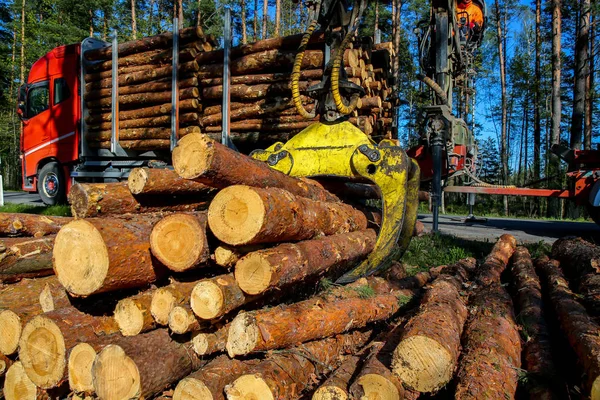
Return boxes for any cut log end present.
[392,335,453,393]
[173,377,213,400]
[151,288,176,325]
[207,186,266,246]
[214,246,239,268]
[191,333,210,356]
[92,345,141,400]
[312,386,348,400]
[0,310,22,355]
[593,378,600,400]
[190,281,224,320]
[225,374,275,400]
[127,167,150,195]
[355,374,402,400]
[53,220,109,296]
[39,283,55,312]
[168,306,194,335]
[226,313,259,357]
[4,361,38,400]
[150,214,208,272]
[173,133,215,179]
[19,315,66,389]
[0,359,6,375]
[68,343,97,394]
[235,252,273,295]
[114,298,145,336]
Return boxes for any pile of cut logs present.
[83,28,395,153]
[1,135,599,400]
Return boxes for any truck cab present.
[18,44,80,205]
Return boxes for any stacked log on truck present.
[2,133,599,399]
[83,29,395,153]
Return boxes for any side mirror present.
[17,102,26,119]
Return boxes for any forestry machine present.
[251,0,421,283]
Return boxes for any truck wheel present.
[38,162,65,206]
[587,205,600,226]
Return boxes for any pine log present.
[475,233,517,286]
[213,245,263,268]
[208,186,366,246]
[91,329,205,400]
[53,215,167,297]
[512,249,561,399]
[84,76,197,101]
[225,278,412,357]
[536,258,600,399]
[173,355,261,400]
[224,330,372,400]
[172,133,339,202]
[454,284,522,399]
[192,325,228,356]
[86,87,199,109]
[128,167,214,196]
[18,307,119,388]
[3,361,39,400]
[190,274,254,320]
[203,120,314,132]
[150,280,200,325]
[0,236,55,283]
[86,126,200,142]
[201,81,316,100]
[68,343,98,395]
[357,96,382,109]
[85,99,200,124]
[0,352,12,376]
[89,139,172,150]
[199,69,323,87]
[84,26,203,60]
[551,237,600,316]
[199,99,294,126]
[68,182,209,218]
[168,305,204,334]
[391,271,469,392]
[87,112,199,131]
[203,98,271,116]
[114,289,156,336]
[150,213,209,272]
[0,213,71,237]
[234,230,377,295]
[85,64,156,81]
[85,47,197,73]
[312,354,362,400]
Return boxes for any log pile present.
[83,29,395,153]
[2,136,599,399]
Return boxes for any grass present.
[0,203,71,217]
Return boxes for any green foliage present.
[351,285,376,299]
[0,202,71,216]
[397,293,413,307]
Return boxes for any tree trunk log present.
[190,274,254,320]
[312,354,362,400]
[475,234,517,286]
[192,325,229,356]
[84,76,197,101]
[199,69,322,87]
[86,87,198,109]
[53,215,167,297]
[234,230,376,295]
[150,213,209,272]
[173,355,261,400]
[168,305,205,334]
[536,258,600,399]
[224,330,372,400]
[91,329,205,400]
[213,245,263,268]
[0,213,71,237]
[128,167,214,196]
[85,47,197,73]
[203,120,314,132]
[68,182,209,218]
[114,289,156,336]
[87,112,199,131]
[208,186,367,246]
[150,280,200,325]
[199,99,297,126]
[89,139,173,150]
[0,236,55,283]
[454,284,521,399]
[86,99,199,124]
[18,307,119,389]
[201,81,316,100]
[172,133,339,202]
[86,126,200,142]
[3,361,45,400]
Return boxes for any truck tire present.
[38,162,66,206]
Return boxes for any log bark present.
[213,244,263,268]
[391,272,468,392]
[89,139,173,150]
[68,182,210,218]
[234,230,376,295]
[85,99,199,124]
[173,355,261,400]
[114,289,156,336]
[85,47,197,73]
[536,258,600,399]
[208,185,367,246]
[192,325,229,356]
[454,284,522,399]
[172,133,339,202]
[201,81,315,100]
[512,249,561,399]
[18,307,119,389]
[224,330,372,400]
[87,112,199,131]
[168,305,204,334]
[190,274,253,320]
[128,167,215,196]
[150,280,200,325]
[91,329,205,400]
[53,215,167,297]
[475,233,517,286]
[84,76,197,101]
[150,213,210,272]
[86,87,198,109]
[199,99,296,126]
[226,279,412,357]
[203,120,314,132]
[0,213,71,237]
[198,69,322,87]
[86,126,200,142]
[0,236,55,283]
[551,237,600,317]
[312,354,362,400]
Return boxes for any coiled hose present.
[291,20,318,119]
[331,31,360,115]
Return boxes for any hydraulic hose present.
[331,31,360,115]
[291,20,318,119]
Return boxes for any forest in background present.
[0,0,599,219]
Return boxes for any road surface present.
[3,191,44,206]
[419,213,600,244]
